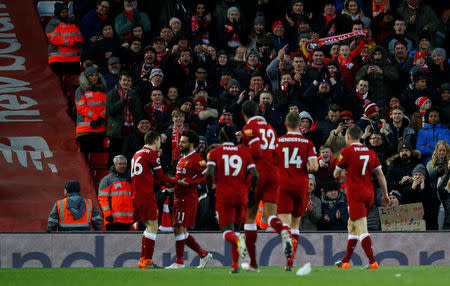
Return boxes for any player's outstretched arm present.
[154,168,177,186]
[308,157,319,173]
[333,167,344,180]
[205,165,215,193]
[374,168,390,207]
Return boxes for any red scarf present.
[225,24,239,43]
[118,85,133,127]
[338,55,354,69]
[178,62,189,76]
[219,118,233,126]
[372,0,386,17]
[98,14,107,22]
[407,2,418,10]
[324,13,336,35]
[124,10,133,21]
[356,89,368,100]
[419,110,427,127]
[310,62,323,69]
[219,80,227,89]
[249,85,262,92]
[191,15,209,39]
[140,63,154,78]
[281,85,288,92]
[171,125,187,163]
[299,120,318,134]
[245,61,262,70]
[156,50,167,62]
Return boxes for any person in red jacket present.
[45,2,84,77]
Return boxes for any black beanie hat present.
[64,180,80,194]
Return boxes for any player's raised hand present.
[166,187,175,193]
[382,195,390,207]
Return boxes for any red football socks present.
[244,228,258,266]
[175,235,186,264]
[224,231,239,268]
[361,234,376,264]
[142,232,156,260]
[342,235,359,263]
[268,215,283,234]
[185,233,206,257]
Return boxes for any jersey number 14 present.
[282,147,302,168]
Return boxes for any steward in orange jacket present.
[98,155,135,231]
[47,180,102,232]
[45,2,83,76]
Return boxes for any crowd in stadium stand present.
[45,0,450,231]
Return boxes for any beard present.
[400,155,410,161]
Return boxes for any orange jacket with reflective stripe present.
[57,198,93,230]
[75,90,107,135]
[255,200,269,230]
[45,17,83,63]
[98,170,134,224]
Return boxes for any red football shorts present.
[277,188,309,217]
[133,198,158,221]
[172,196,198,228]
[254,169,279,204]
[216,189,247,227]
[348,195,373,220]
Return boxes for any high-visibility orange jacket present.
[98,168,134,224]
[255,200,269,230]
[75,90,107,135]
[57,197,93,230]
[45,17,83,63]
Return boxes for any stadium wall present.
[1,232,449,268]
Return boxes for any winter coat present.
[437,171,450,229]
[79,9,108,42]
[400,84,435,117]
[114,10,151,40]
[417,123,450,164]
[105,87,145,138]
[356,45,399,102]
[300,194,322,231]
[397,2,440,44]
[385,118,416,147]
[320,191,349,230]
[386,150,422,191]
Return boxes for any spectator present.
[75,66,107,159]
[383,18,414,54]
[258,91,286,135]
[133,46,158,93]
[410,96,432,133]
[426,141,450,190]
[98,155,134,231]
[400,163,440,230]
[388,40,413,94]
[316,145,338,188]
[317,104,341,146]
[385,106,416,147]
[325,110,355,158]
[165,86,181,112]
[266,46,292,93]
[45,2,84,77]
[248,14,267,50]
[87,23,122,74]
[272,73,303,115]
[161,109,188,173]
[122,119,150,165]
[190,96,218,136]
[342,0,371,28]
[367,130,396,172]
[160,26,175,47]
[106,71,145,165]
[152,36,170,64]
[356,45,399,104]
[269,21,288,53]
[103,57,121,91]
[185,65,214,98]
[386,141,422,191]
[314,0,351,37]
[144,87,170,130]
[169,17,184,38]
[428,48,450,92]
[416,108,450,164]
[400,68,433,117]
[189,1,211,45]
[389,190,402,206]
[304,77,345,122]
[396,0,440,44]
[223,7,246,50]
[205,107,237,145]
[434,83,450,128]
[114,0,151,40]
[356,101,382,132]
[306,48,327,81]
[119,37,143,72]
[165,49,194,97]
[437,160,450,230]
[319,180,349,230]
[79,0,111,43]
[47,180,102,232]
[300,174,322,231]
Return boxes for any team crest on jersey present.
[338,154,343,162]
[184,161,189,166]
[244,129,253,136]
[199,160,206,166]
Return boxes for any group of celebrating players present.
[130,99,391,273]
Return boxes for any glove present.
[105,215,113,223]
[73,41,84,48]
[96,117,106,125]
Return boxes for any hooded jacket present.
[386,150,422,190]
[417,123,450,163]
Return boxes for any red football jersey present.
[278,132,317,190]
[336,143,381,200]
[131,145,162,200]
[175,151,207,197]
[207,143,255,195]
[242,116,277,172]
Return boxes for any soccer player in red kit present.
[240,98,293,272]
[333,126,390,269]
[206,126,259,274]
[277,112,318,271]
[131,131,176,269]
[166,129,213,269]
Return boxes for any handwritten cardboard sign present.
[378,203,426,231]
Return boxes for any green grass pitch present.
[1,266,449,286]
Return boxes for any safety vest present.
[255,200,269,230]
[45,18,83,63]
[57,198,93,230]
[75,91,107,135]
[98,176,134,224]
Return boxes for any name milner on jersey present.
[354,146,369,151]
